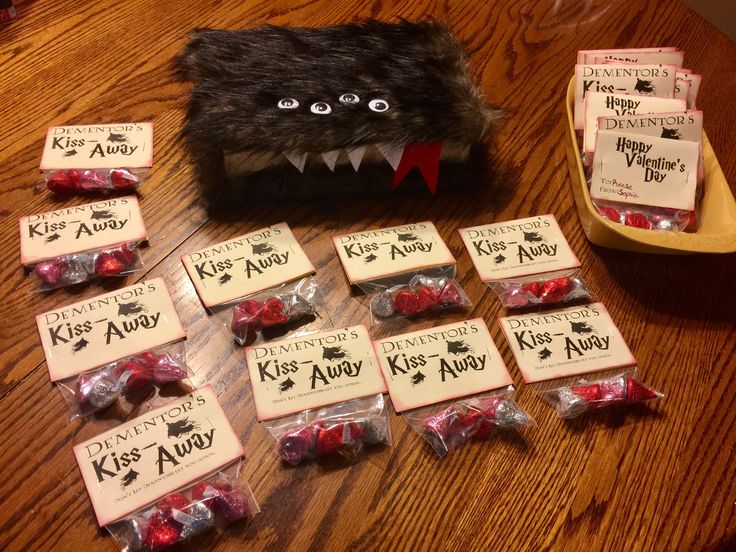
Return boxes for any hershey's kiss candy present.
[88,370,123,409]
[259,297,289,328]
[597,206,622,223]
[34,258,68,286]
[95,251,127,276]
[79,169,107,190]
[493,399,530,429]
[289,293,315,319]
[152,353,187,384]
[278,425,317,465]
[438,282,463,305]
[175,501,215,540]
[46,170,81,193]
[360,420,386,445]
[624,212,653,229]
[315,423,347,456]
[625,377,660,403]
[598,376,627,402]
[371,292,395,318]
[60,256,89,285]
[504,287,529,308]
[215,489,251,523]
[416,286,440,312]
[539,277,572,303]
[109,168,139,190]
[393,290,419,315]
[117,515,148,552]
[423,407,465,455]
[231,299,262,335]
[144,511,182,551]
[556,387,589,418]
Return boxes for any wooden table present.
[2,1,735,550]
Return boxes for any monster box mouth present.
[224,142,472,193]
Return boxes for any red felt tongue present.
[392,142,442,193]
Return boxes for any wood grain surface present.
[1,1,735,550]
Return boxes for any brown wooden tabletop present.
[2,1,736,550]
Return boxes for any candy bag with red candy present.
[29,241,144,290]
[265,394,391,465]
[532,366,663,419]
[106,462,259,552]
[367,272,471,323]
[39,122,153,195]
[459,215,592,310]
[41,167,146,194]
[403,387,532,457]
[56,342,191,419]
[213,276,325,345]
[487,268,592,309]
[592,198,695,232]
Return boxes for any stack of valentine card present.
[574,48,704,231]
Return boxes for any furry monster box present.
[179,20,498,207]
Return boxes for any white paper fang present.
[284,151,307,173]
[346,146,366,172]
[322,150,340,172]
[376,143,404,171]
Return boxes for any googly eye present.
[310,102,332,115]
[277,98,299,109]
[339,93,360,104]
[368,99,390,112]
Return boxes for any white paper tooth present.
[283,151,307,173]
[346,146,366,172]
[376,143,404,171]
[321,150,340,172]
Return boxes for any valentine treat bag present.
[20,196,147,290]
[38,278,191,419]
[574,47,705,231]
[459,215,592,309]
[245,325,390,465]
[178,20,500,208]
[182,222,325,345]
[499,303,663,419]
[39,122,153,194]
[74,386,259,551]
[333,221,471,325]
[374,319,532,458]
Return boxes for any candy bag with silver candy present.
[106,461,259,552]
[591,197,697,232]
[56,342,192,419]
[265,393,391,465]
[29,241,144,291]
[487,267,593,310]
[359,266,471,325]
[403,386,533,458]
[532,366,663,419]
[213,276,327,346]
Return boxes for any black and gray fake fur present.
[179,20,500,208]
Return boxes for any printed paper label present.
[19,196,147,265]
[590,130,699,210]
[574,64,677,128]
[40,122,153,170]
[583,92,686,156]
[373,319,512,412]
[459,215,579,281]
[332,221,455,284]
[577,47,677,64]
[181,223,315,307]
[73,386,243,526]
[245,325,386,421]
[598,110,702,143]
[499,303,636,384]
[593,50,684,67]
[38,278,186,381]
